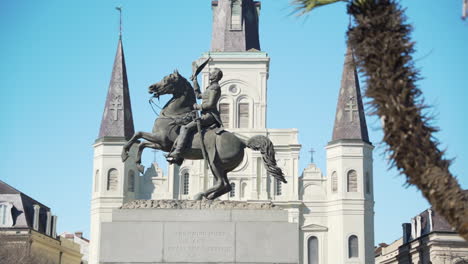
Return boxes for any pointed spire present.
[98,38,135,140]
[331,47,369,143]
[211,0,261,52]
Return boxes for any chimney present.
[75,231,83,238]
[402,223,412,244]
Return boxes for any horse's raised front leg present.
[135,141,161,173]
[121,131,160,162]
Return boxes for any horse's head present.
[148,70,187,98]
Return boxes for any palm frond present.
[292,0,347,16]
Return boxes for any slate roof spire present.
[331,47,369,143]
[98,37,135,140]
[211,0,261,52]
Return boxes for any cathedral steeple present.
[331,47,369,143]
[98,37,134,140]
[211,0,261,52]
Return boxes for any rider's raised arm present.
[192,77,202,99]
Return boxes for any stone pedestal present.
[99,200,299,264]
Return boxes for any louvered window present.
[107,169,118,191]
[238,103,249,128]
[347,170,357,192]
[219,103,230,128]
[331,171,338,192]
[231,0,242,30]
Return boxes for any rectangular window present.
[219,103,230,128]
[238,103,249,128]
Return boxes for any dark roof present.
[0,180,51,233]
[419,208,453,233]
[331,47,369,143]
[98,38,135,140]
[211,0,261,52]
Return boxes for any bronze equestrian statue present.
[121,65,286,200]
[166,67,224,165]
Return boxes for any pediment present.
[301,223,328,232]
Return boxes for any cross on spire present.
[308,148,315,164]
[152,149,158,163]
[109,95,123,121]
[344,96,358,122]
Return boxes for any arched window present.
[230,183,236,197]
[276,179,282,196]
[128,170,135,192]
[107,169,118,191]
[365,172,370,194]
[348,235,359,258]
[94,170,100,192]
[331,171,338,193]
[231,0,242,30]
[308,236,319,264]
[219,103,230,128]
[347,170,358,192]
[183,172,190,195]
[238,102,249,128]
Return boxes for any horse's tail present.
[243,135,287,183]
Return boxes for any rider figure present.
[166,68,224,165]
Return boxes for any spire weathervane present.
[116,6,122,38]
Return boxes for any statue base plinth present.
[99,200,299,264]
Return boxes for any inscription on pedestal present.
[164,222,235,262]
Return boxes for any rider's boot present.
[166,126,189,165]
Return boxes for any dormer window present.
[0,203,13,227]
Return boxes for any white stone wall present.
[322,140,374,264]
[89,140,139,264]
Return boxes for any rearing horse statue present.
[121,70,286,200]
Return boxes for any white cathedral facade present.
[89,1,375,263]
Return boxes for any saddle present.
[166,125,225,166]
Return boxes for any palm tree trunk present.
[347,0,468,240]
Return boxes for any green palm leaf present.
[292,0,347,15]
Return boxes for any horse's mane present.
[160,72,196,112]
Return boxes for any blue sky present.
[0,0,466,245]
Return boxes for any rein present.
[149,97,163,116]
